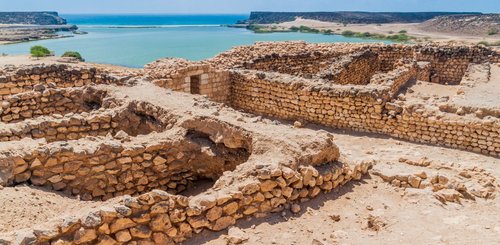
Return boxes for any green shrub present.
[323,29,333,35]
[30,46,51,57]
[478,40,500,46]
[399,30,407,34]
[62,51,85,61]
[487,28,498,35]
[341,30,356,36]
[299,26,320,33]
[246,25,272,33]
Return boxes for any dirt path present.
[0,185,104,233]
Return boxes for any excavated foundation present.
[0,42,498,244]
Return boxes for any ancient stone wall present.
[229,70,499,156]
[144,59,231,103]
[0,87,97,123]
[0,109,116,142]
[1,160,370,244]
[0,64,131,100]
[244,53,339,78]
[318,50,380,85]
[2,128,249,201]
[373,45,499,84]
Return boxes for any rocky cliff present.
[419,14,500,36]
[245,11,482,24]
[0,12,67,25]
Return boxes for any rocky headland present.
[236,12,500,45]
[243,11,481,25]
[0,12,78,45]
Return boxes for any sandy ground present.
[188,127,500,245]
[0,185,104,233]
[0,55,141,74]
[265,18,500,44]
[399,63,500,118]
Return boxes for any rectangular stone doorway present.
[190,75,201,94]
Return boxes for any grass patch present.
[478,40,500,46]
[289,26,321,33]
[341,30,414,42]
[487,28,498,35]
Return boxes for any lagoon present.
[0,14,390,68]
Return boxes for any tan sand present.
[264,17,500,44]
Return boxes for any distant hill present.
[245,12,483,24]
[419,14,500,36]
[0,12,67,25]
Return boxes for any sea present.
[0,14,390,68]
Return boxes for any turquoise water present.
[0,14,390,68]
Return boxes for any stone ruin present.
[0,41,498,244]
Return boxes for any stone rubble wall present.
[0,161,371,244]
[144,59,231,103]
[209,42,499,85]
[0,87,95,123]
[372,45,499,84]
[229,70,499,156]
[0,86,178,141]
[0,64,131,100]
[1,128,248,201]
[243,53,340,78]
[370,62,418,96]
[317,50,380,85]
[0,108,117,142]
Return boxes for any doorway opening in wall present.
[190,75,201,94]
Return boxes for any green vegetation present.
[487,28,498,35]
[289,26,321,33]
[341,30,414,42]
[341,30,356,36]
[248,24,326,34]
[62,51,85,61]
[478,40,500,46]
[246,25,277,33]
[247,24,413,42]
[30,45,51,57]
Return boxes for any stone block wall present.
[0,92,176,142]
[144,59,231,103]
[229,71,500,156]
[244,53,340,78]
[318,50,380,85]
[0,88,95,123]
[370,62,418,96]
[0,109,116,142]
[1,161,371,244]
[373,45,499,84]
[3,128,250,201]
[0,64,131,100]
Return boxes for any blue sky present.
[1,0,499,14]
